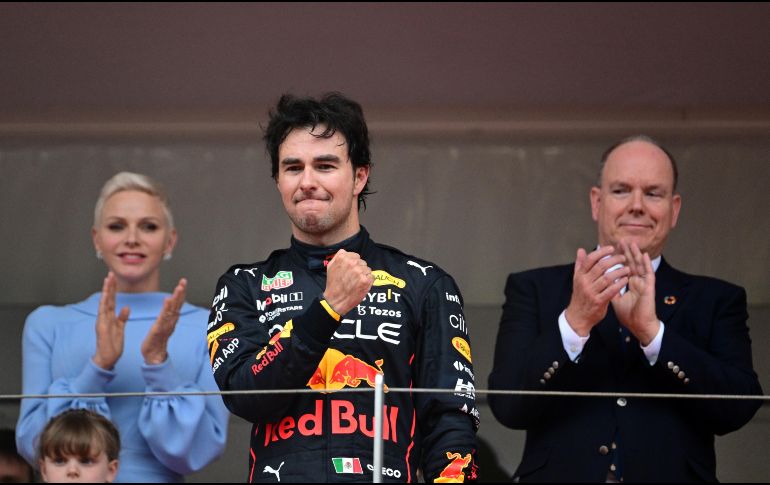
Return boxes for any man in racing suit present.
[207,92,478,482]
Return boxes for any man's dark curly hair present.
[264,92,373,210]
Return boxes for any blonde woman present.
[17,172,229,482]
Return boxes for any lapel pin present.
[664,295,677,305]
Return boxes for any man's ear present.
[670,193,682,229]
[590,186,601,222]
[353,165,370,196]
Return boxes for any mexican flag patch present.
[332,457,363,474]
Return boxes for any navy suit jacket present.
[488,258,762,482]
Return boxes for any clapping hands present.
[92,272,187,370]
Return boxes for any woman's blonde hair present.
[93,172,174,229]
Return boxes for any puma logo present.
[263,461,285,481]
[407,260,433,276]
[235,267,258,277]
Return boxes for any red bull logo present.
[435,452,472,483]
[307,349,388,392]
[252,340,284,375]
[268,321,293,345]
[263,399,399,447]
[252,321,293,375]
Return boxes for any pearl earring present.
[163,253,172,261]
[96,250,103,260]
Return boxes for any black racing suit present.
[207,227,478,482]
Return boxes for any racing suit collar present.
[290,226,371,271]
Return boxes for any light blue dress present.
[16,292,230,482]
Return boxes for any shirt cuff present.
[73,359,116,394]
[558,310,590,362]
[142,358,184,392]
[640,321,665,366]
[292,297,340,352]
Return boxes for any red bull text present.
[263,399,399,447]
[251,321,293,375]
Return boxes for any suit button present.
[611,442,617,450]
[678,371,686,379]
[616,397,627,407]
[599,445,609,455]
[540,379,546,385]
[552,361,560,369]
[667,361,675,369]
[684,378,690,384]
[624,336,631,343]
[548,367,555,374]
[673,365,680,373]
[543,372,551,380]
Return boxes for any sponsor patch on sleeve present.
[452,337,472,363]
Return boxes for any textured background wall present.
[1,135,768,306]
[1,134,768,481]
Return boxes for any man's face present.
[590,140,681,258]
[276,126,368,245]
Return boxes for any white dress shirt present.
[559,253,664,365]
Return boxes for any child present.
[37,410,120,483]
[0,428,34,483]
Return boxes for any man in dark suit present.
[488,135,763,482]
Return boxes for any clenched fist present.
[323,249,374,317]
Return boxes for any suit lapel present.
[655,258,689,324]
